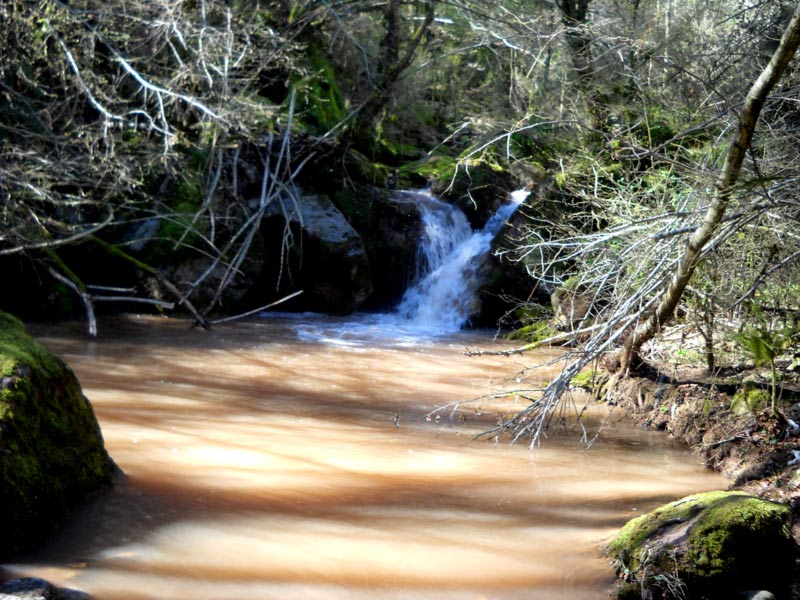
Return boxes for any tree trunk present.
[556,0,611,134]
[348,1,435,140]
[618,3,800,371]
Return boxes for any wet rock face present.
[0,312,115,558]
[251,192,374,314]
[360,191,425,309]
[0,577,89,599]
[608,491,796,600]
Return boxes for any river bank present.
[589,355,800,505]
[576,327,800,598]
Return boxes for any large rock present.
[249,192,374,314]
[357,189,430,309]
[607,491,795,599]
[0,578,89,599]
[0,312,115,557]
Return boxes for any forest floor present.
[604,324,800,508]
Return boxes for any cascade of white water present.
[259,190,526,344]
[412,193,472,280]
[396,189,528,333]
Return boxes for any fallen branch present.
[463,322,606,356]
[90,296,175,309]
[89,236,210,329]
[48,267,97,338]
[703,434,747,449]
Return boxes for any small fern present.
[734,323,796,413]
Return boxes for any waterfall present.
[396,189,528,333]
[263,189,528,345]
[408,192,472,281]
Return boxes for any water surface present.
[6,315,723,599]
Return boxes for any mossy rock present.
[0,311,116,557]
[505,320,559,343]
[608,491,795,599]
[570,368,598,390]
[731,382,771,415]
[397,154,458,186]
[344,149,392,187]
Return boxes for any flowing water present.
[6,315,724,600]
[396,190,528,332]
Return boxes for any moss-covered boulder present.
[0,311,115,557]
[607,491,795,599]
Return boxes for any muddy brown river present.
[5,314,723,599]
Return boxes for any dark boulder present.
[357,189,427,309]
[247,192,373,314]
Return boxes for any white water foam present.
[394,189,528,334]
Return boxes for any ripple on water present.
[9,315,724,600]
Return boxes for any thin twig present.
[208,290,304,325]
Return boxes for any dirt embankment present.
[589,362,800,507]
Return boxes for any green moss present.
[609,491,793,596]
[730,382,770,414]
[293,44,346,133]
[0,310,115,557]
[611,491,736,569]
[687,494,790,575]
[0,312,60,377]
[505,320,559,343]
[570,369,598,390]
[398,154,458,184]
[345,149,393,187]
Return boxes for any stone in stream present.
[0,577,89,599]
[607,490,795,600]
[251,191,374,314]
[0,311,116,558]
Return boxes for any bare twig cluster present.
[462,0,800,446]
[0,0,310,333]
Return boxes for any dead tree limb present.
[89,236,210,329]
[619,4,800,371]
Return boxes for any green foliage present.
[627,104,678,149]
[734,305,798,412]
[734,327,788,368]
